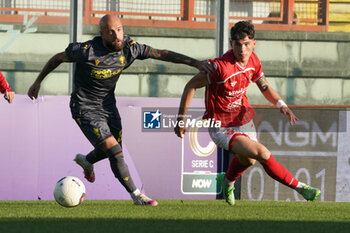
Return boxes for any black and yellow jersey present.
[65,35,151,110]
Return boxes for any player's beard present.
[105,40,124,52]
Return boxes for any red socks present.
[226,154,299,189]
[226,155,250,182]
[261,155,298,188]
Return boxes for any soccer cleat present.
[301,185,321,201]
[216,172,235,206]
[74,154,95,183]
[133,193,158,206]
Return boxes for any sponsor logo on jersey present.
[228,87,247,96]
[90,68,123,79]
[119,55,125,66]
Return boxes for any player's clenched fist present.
[27,81,41,100]
[174,118,187,138]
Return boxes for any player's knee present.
[105,143,123,159]
[98,136,119,152]
[256,146,271,162]
[251,144,270,162]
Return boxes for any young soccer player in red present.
[0,71,15,103]
[175,21,321,205]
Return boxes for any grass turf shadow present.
[1,218,349,233]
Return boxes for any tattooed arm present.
[256,76,298,125]
[148,48,214,73]
[256,76,281,103]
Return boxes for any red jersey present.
[203,50,264,127]
[0,71,12,94]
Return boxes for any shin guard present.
[261,155,299,189]
[107,144,136,193]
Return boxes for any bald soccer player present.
[28,14,213,206]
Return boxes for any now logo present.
[192,179,212,189]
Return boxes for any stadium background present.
[0,0,350,202]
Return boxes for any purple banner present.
[0,95,218,200]
[2,95,350,202]
[0,96,142,200]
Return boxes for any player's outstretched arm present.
[175,72,208,138]
[256,76,299,126]
[28,52,68,100]
[148,48,214,73]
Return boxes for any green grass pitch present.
[1,200,350,233]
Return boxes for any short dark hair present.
[230,21,255,41]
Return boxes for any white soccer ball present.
[54,176,86,207]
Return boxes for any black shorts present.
[71,107,122,146]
